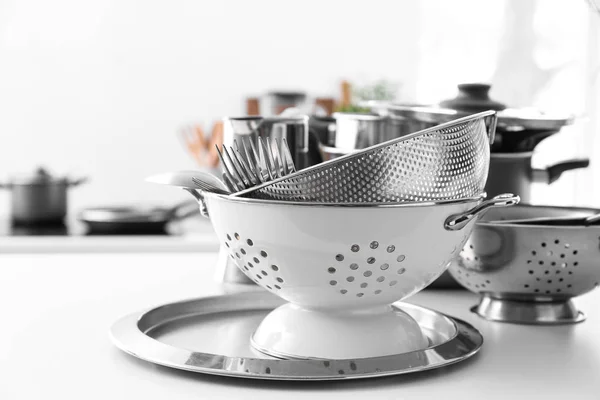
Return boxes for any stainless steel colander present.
[449,205,600,324]
[234,111,496,203]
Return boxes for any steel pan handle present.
[532,158,590,184]
[444,193,520,231]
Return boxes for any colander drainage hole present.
[398,268,406,275]
[387,245,395,253]
[374,290,382,294]
[226,234,232,241]
[389,280,397,286]
[347,276,355,282]
[377,276,385,283]
[360,283,368,288]
[260,251,268,257]
[274,285,281,290]
[328,267,336,274]
[350,263,359,270]
[367,257,376,264]
[340,289,347,294]
[253,257,260,264]
[261,270,268,276]
[351,245,360,252]
[397,255,406,262]
[336,254,345,261]
[247,239,253,246]
[357,293,364,297]
[271,265,279,271]
[248,262,254,268]
[363,271,372,277]
[370,241,379,249]
[330,280,337,286]
[276,277,284,283]
[380,263,389,270]
[240,249,246,255]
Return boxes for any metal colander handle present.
[444,194,520,231]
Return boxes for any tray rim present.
[110,291,483,381]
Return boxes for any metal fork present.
[216,137,296,192]
[191,177,230,195]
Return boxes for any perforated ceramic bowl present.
[202,192,517,359]
[449,205,600,325]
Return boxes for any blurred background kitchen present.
[0,0,599,232]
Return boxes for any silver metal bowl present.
[449,205,600,324]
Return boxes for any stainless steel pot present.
[0,168,87,224]
[331,112,389,149]
[486,153,589,203]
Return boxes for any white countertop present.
[2,252,600,399]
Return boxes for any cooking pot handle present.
[532,159,589,184]
[444,193,520,231]
[68,176,89,186]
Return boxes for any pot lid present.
[363,83,574,132]
[8,167,69,186]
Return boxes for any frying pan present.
[78,200,199,235]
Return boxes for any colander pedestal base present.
[250,302,430,360]
[472,295,586,325]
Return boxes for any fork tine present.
[223,145,249,188]
[248,138,269,182]
[221,172,235,193]
[270,138,282,178]
[278,138,288,176]
[215,145,242,192]
[281,137,296,173]
[240,137,261,183]
[258,136,275,181]
[233,145,258,186]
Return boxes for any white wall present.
[0,0,425,214]
[0,0,597,217]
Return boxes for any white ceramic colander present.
[201,192,518,359]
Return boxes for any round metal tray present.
[110,291,483,381]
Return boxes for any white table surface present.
[1,252,599,399]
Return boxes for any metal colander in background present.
[448,205,600,325]
[234,111,496,203]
